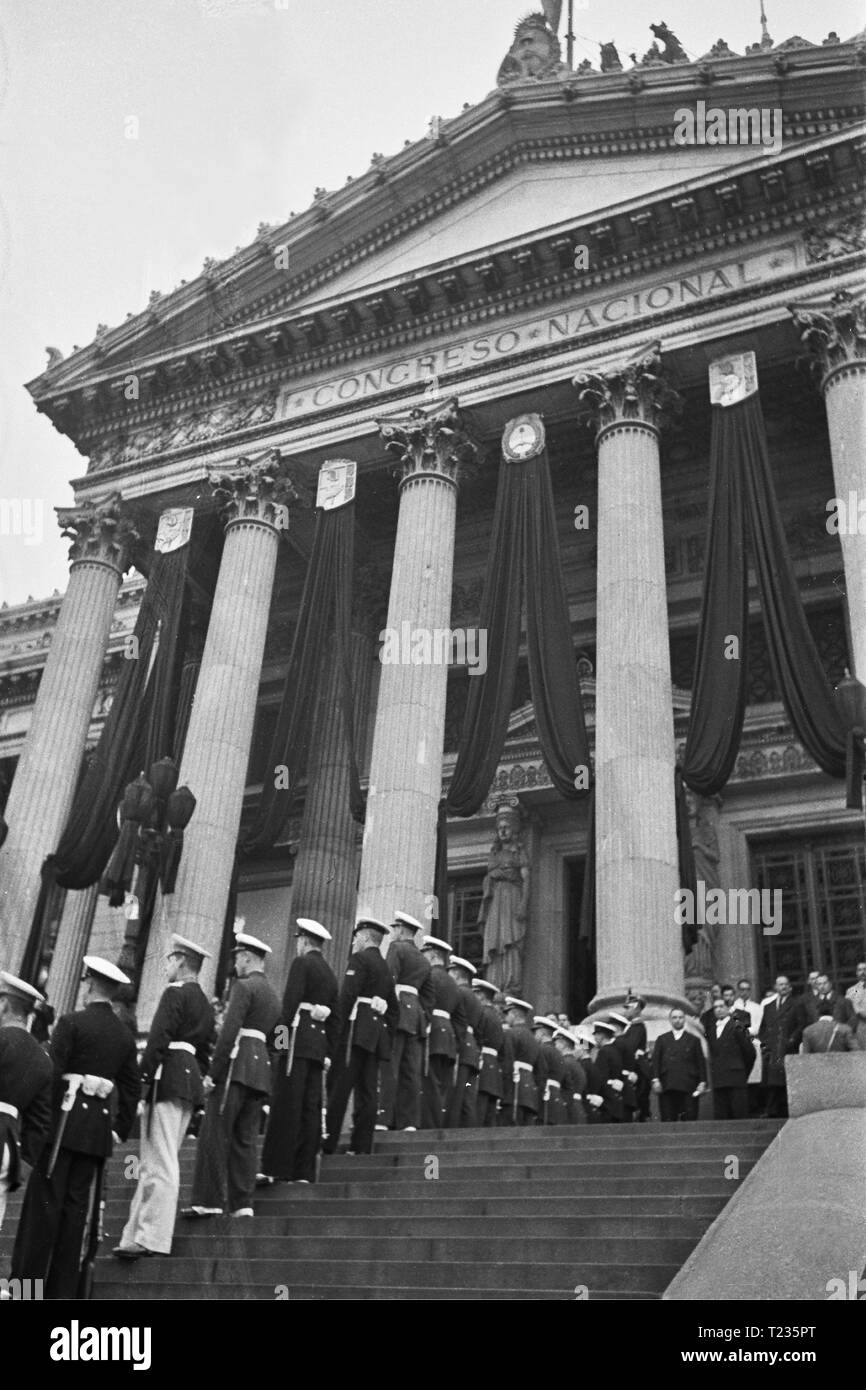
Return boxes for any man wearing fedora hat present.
[11,957,139,1297]
[183,933,280,1218]
[323,919,398,1156]
[113,934,215,1259]
[0,972,52,1234]
[259,919,340,1184]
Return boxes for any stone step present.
[372,1121,783,1146]
[315,1161,756,1183]
[319,1147,767,1168]
[91,1279,661,1302]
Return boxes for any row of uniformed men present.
[0,912,651,1285]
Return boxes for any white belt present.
[293,1002,331,1024]
[0,1102,19,1120]
[513,1060,533,1073]
[61,1073,113,1109]
[229,1028,267,1060]
[432,1009,451,1020]
[544,1080,561,1099]
[349,996,387,1021]
[481,1046,498,1058]
[168,1041,196,1055]
[395,984,418,997]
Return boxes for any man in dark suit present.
[471,976,504,1126]
[801,1002,857,1053]
[184,932,280,1218]
[379,910,434,1132]
[652,1007,707,1121]
[323,918,399,1155]
[259,918,340,1183]
[419,936,466,1128]
[11,956,139,1297]
[802,973,854,1028]
[706,999,755,1120]
[114,933,214,1258]
[0,972,52,1234]
[759,975,804,1118]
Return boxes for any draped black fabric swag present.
[681,391,845,795]
[445,447,591,817]
[243,502,363,853]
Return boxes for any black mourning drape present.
[243,502,363,853]
[681,391,845,794]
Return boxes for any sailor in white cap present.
[11,957,139,1297]
[113,934,215,1259]
[501,998,543,1125]
[378,911,435,1133]
[605,1011,638,1121]
[446,956,482,1127]
[183,932,280,1217]
[470,977,504,1126]
[418,936,466,1129]
[533,1016,565,1125]
[553,1026,586,1125]
[259,919,339,1185]
[589,1018,625,1123]
[622,992,651,1122]
[0,973,52,1234]
[323,919,398,1155]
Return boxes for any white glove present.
[587,1094,603,1109]
[626,1071,638,1084]
[370,996,387,1015]
[324,1057,331,1071]
[111,1131,121,1146]
[310,1004,331,1022]
[609,1078,624,1092]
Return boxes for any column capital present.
[209,449,300,532]
[574,342,681,439]
[56,492,139,574]
[378,397,477,489]
[789,289,866,388]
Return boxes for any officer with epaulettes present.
[533,1016,565,1124]
[471,976,504,1126]
[419,935,466,1128]
[11,956,140,1297]
[621,993,651,1122]
[324,917,398,1155]
[446,956,482,1127]
[259,918,340,1184]
[0,973,52,1235]
[554,1025,590,1124]
[379,910,434,1132]
[501,997,543,1125]
[114,932,215,1259]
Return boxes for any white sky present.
[0,0,863,604]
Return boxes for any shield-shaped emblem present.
[316,459,357,511]
[154,507,194,553]
[708,352,758,408]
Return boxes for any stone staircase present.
[0,1119,783,1301]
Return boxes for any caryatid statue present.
[479,800,531,993]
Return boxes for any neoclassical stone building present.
[1,16,864,1031]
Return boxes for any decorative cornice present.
[378,397,478,489]
[789,287,866,383]
[574,342,682,436]
[55,493,139,573]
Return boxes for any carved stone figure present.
[497,12,566,85]
[649,22,689,63]
[599,42,623,72]
[479,801,530,992]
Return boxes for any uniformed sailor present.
[323,918,398,1155]
[259,918,340,1184]
[501,997,543,1126]
[622,993,651,1121]
[471,976,504,1127]
[419,936,466,1129]
[555,1026,589,1125]
[589,1019,625,1123]
[607,1010,639,1121]
[0,973,52,1233]
[11,957,139,1297]
[446,956,482,1128]
[379,911,434,1132]
[183,933,280,1218]
[113,934,215,1259]
[533,1016,565,1125]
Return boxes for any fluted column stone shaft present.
[791,291,866,678]
[576,346,689,1016]
[48,884,99,1016]
[357,400,476,929]
[0,495,137,971]
[164,454,297,997]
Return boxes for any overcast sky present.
[1,0,863,605]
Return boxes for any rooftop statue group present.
[497,13,691,86]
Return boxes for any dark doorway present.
[566,857,594,1021]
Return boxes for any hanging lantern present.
[161,785,197,894]
[103,773,154,906]
[834,672,866,735]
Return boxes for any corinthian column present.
[575,345,689,1017]
[790,290,866,679]
[356,399,476,928]
[0,495,137,971]
[162,452,297,996]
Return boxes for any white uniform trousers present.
[121,1098,193,1254]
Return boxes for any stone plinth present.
[786,1052,866,1117]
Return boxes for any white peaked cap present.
[533,1015,558,1030]
[449,956,476,975]
[607,1011,630,1028]
[170,933,212,960]
[296,918,332,943]
[421,935,451,953]
[232,933,272,956]
[504,996,532,1012]
[393,910,423,931]
[0,971,44,1008]
[83,956,130,986]
[472,977,497,995]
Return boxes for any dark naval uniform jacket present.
[539,1039,565,1121]
[47,1002,139,1158]
[427,967,467,1060]
[336,946,399,1059]
[594,1040,626,1121]
[0,1025,52,1189]
[281,951,340,1064]
[211,971,281,1097]
[386,939,435,1037]
[562,1055,587,1122]
[456,985,482,1071]
[475,1001,504,1098]
[502,1025,543,1114]
[140,979,215,1108]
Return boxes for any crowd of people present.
[0,915,864,1291]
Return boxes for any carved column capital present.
[209,449,300,532]
[56,492,139,574]
[574,342,682,440]
[789,289,866,388]
[378,397,477,490]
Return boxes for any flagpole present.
[566,0,574,69]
